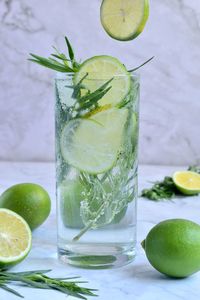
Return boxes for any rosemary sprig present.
[75,78,113,113]
[141,166,200,201]
[128,56,154,72]
[28,36,79,73]
[29,35,153,75]
[0,269,97,299]
[141,177,178,201]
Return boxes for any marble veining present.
[0,0,200,165]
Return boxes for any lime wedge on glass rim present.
[60,108,128,174]
[74,55,131,106]
[100,0,149,41]
[0,208,32,269]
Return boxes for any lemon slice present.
[74,55,131,106]
[60,108,128,174]
[173,171,200,195]
[0,208,32,268]
[100,0,149,41]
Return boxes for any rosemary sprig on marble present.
[141,166,200,201]
[0,269,97,299]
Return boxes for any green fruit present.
[173,171,200,195]
[60,179,127,229]
[60,108,128,174]
[0,208,32,269]
[74,55,131,106]
[142,219,200,278]
[0,183,51,230]
[100,0,149,41]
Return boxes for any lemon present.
[60,107,128,174]
[0,183,51,230]
[74,55,131,106]
[100,0,149,41]
[0,208,32,269]
[173,171,200,195]
[142,219,200,278]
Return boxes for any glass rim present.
[55,71,140,81]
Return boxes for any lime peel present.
[100,0,149,41]
[0,208,32,268]
[173,171,200,195]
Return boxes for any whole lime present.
[60,179,127,229]
[0,183,51,230]
[142,219,200,278]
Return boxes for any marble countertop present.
[0,162,200,300]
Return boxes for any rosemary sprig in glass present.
[0,269,97,299]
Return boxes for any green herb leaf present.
[129,56,154,73]
[65,36,75,61]
[0,270,97,299]
[28,36,80,73]
[141,177,178,201]
[141,165,200,201]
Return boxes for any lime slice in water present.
[60,108,128,174]
[74,55,131,106]
[100,0,149,41]
[0,208,32,269]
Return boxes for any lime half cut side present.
[74,55,131,106]
[173,171,200,196]
[100,0,149,41]
[0,208,32,269]
[60,108,128,174]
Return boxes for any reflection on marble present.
[0,0,200,165]
[0,162,200,300]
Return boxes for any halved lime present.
[0,208,32,269]
[60,108,128,174]
[100,0,149,41]
[173,171,200,196]
[74,55,131,106]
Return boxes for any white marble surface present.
[0,0,200,165]
[0,162,200,300]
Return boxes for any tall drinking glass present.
[55,73,139,268]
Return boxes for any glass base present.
[58,243,136,269]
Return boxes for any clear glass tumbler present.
[55,72,139,268]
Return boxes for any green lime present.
[142,219,200,278]
[173,171,200,195]
[74,55,131,106]
[0,183,51,230]
[60,179,127,228]
[100,0,149,41]
[60,107,128,174]
[0,208,32,269]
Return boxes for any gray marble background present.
[0,0,199,165]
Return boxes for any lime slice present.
[60,108,128,174]
[100,0,149,41]
[0,208,32,268]
[74,55,131,106]
[173,171,200,195]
